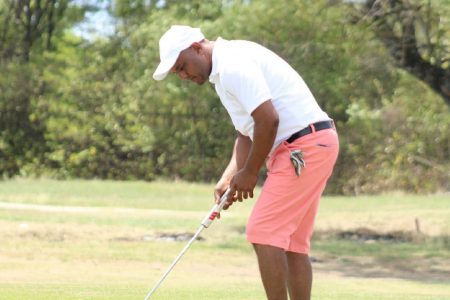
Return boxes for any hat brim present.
[153,57,177,81]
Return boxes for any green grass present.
[0,179,449,299]
[0,179,215,210]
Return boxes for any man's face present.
[170,44,210,85]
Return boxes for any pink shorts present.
[246,127,339,254]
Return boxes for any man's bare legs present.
[253,244,289,300]
[253,244,312,300]
[286,252,312,300]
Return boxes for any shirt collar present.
[209,37,225,84]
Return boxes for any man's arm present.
[228,100,279,201]
[214,132,252,203]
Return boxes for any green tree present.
[352,0,450,106]
[1,0,447,193]
[0,0,91,176]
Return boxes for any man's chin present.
[194,77,206,85]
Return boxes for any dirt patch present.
[154,232,205,242]
[313,254,450,282]
[7,224,204,243]
[314,227,419,243]
[16,229,74,242]
[311,227,450,282]
[110,232,205,242]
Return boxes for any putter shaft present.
[144,225,204,300]
[143,189,230,299]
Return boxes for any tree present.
[352,0,450,106]
[0,0,88,176]
[0,0,69,61]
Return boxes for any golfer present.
[153,25,339,300]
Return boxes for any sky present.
[71,0,116,40]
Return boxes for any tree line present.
[0,0,448,194]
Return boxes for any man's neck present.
[202,39,215,76]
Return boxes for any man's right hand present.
[214,178,236,217]
[214,133,252,214]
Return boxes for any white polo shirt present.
[209,38,330,149]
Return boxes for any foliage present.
[337,73,450,194]
[351,0,450,106]
[0,61,46,176]
[0,0,448,193]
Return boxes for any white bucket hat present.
[153,25,205,81]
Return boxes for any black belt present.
[286,120,334,143]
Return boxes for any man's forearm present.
[225,100,279,202]
[244,117,278,176]
[221,133,252,183]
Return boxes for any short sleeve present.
[221,60,272,114]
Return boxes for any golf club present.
[143,188,231,299]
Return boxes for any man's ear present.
[191,42,202,53]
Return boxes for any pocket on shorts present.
[308,131,340,166]
[314,142,339,152]
[313,130,339,153]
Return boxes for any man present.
[153,25,339,300]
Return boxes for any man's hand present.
[214,178,230,205]
[225,167,258,209]
[213,133,253,216]
[214,177,233,219]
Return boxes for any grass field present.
[0,179,449,299]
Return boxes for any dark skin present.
[170,40,279,207]
[225,101,278,206]
[215,101,278,212]
[170,41,212,85]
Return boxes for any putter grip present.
[201,188,231,228]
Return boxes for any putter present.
[143,188,231,300]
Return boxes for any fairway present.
[0,179,449,299]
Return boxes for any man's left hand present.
[224,168,258,209]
